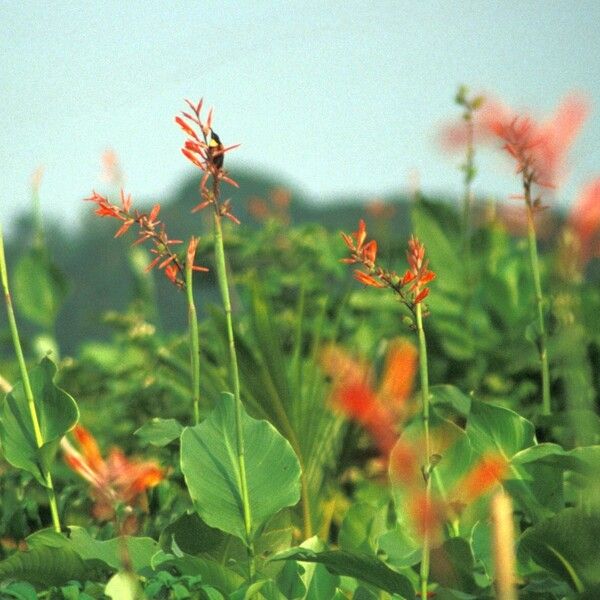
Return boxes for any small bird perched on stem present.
[208,130,224,169]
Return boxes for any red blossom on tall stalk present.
[175,99,240,222]
[440,93,588,196]
[85,190,208,288]
[61,425,164,530]
[341,219,435,316]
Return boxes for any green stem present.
[524,190,551,416]
[0,224,61,532]
[185,258,201,425]
[212,212,255,576]
[416,303,431,600]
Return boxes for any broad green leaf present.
[295,537,339,600]
[470,520,494,582]
[160,510,293,578]
[339,502,388,556]
[0,581,39,600]
[159,511,224,556]
[466,400,535,459]
[0,530,94,587]
[13,248,68,328]
[0,357,79,486]
[276,559,306,600]
[151,550,245,595]
[378,526,421,569]
[135,417,183,446]
[272,547,415,599]
[181,393,301,542]
[68,526,159,573]
[519,507,600,591]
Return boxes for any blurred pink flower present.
[439,93,589,190]
[568,178,600,263]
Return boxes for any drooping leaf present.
[0,530,96,587]
[0,357,79,486]
[67,526,159,573]
[181,393,301,542]
[272,547,415,599]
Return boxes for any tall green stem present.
[212,212,255,575]
[416,303,431,600]
[524,183,551,416]
[185,260,201,425]
[0,224,61,532]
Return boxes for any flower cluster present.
[341,220,435,313]
[61,425,164,530]
[175,99,240,222]
[440,93,588,203]
[568,178,600,264]
[321,339,418,457]
[86,190,207,288]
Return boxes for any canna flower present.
[455,452,509,505]
[85,190,208,288]
[175,99,240,222]
[341,220,435,314]
[439,93,588,193]
[61,425,164,527]
[402,236,436,304]
[321,339,418,456]
[568,177,600,264]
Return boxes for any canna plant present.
[0,224,79,534]
[340,219,437,599]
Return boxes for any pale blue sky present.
[2,1,600,230]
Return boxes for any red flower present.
[61,425,164,526]
[342,221,435,312]
[84,190,206,289]
[568,178,600,264]
[457,453,509,504]
[440,93,588,192]
[321,339,418,456]
[402,236,436,304]
[175,99,240,222]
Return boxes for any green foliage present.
[13,247,68,330]
[0,357,79,486]
[1,173,600,600]
[135,418,184,447]
[181,393,302,543]
[272,545,415,599]
[519,507,600,592]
